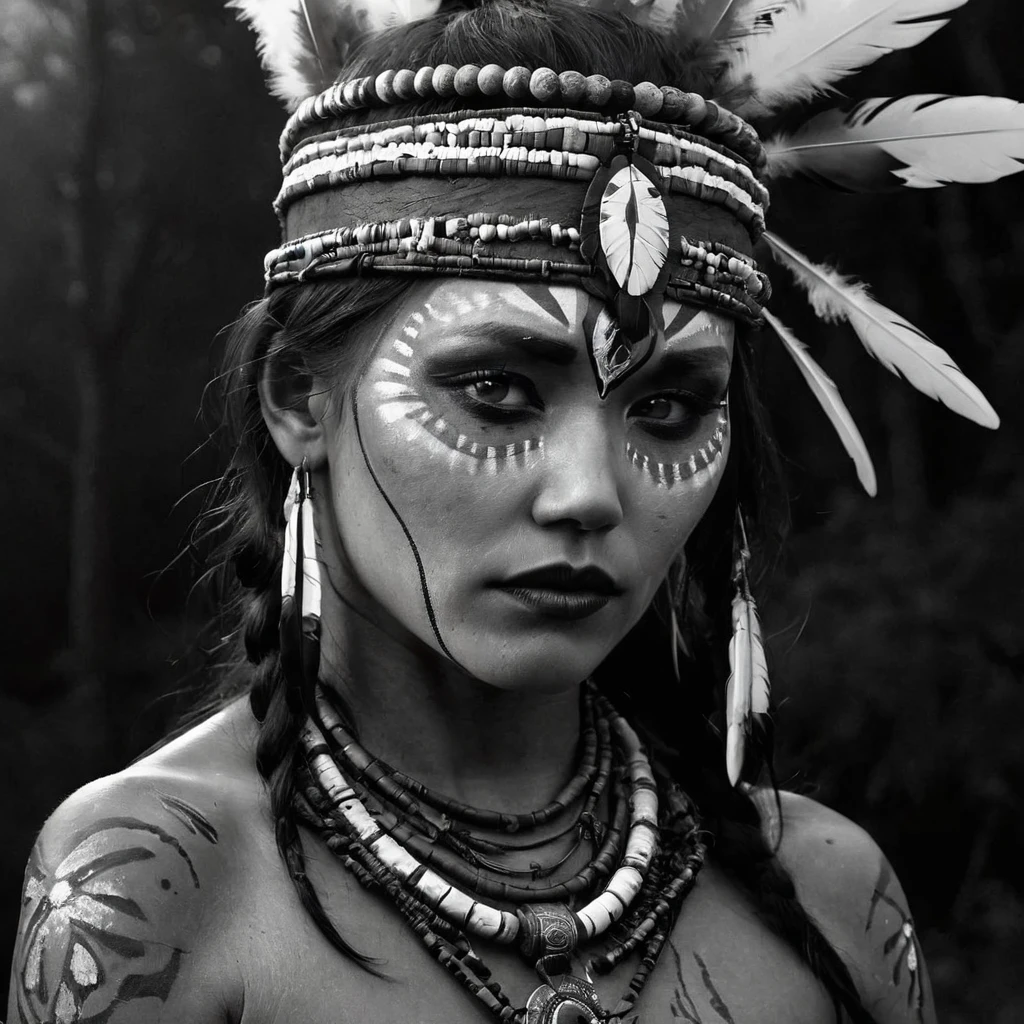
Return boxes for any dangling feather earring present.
[724,510,770,787]
[280,458,322,709]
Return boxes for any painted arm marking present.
[12,797,219,1024]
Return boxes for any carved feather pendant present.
[580,132,671,393]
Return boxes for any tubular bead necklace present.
[295,685,706,1023]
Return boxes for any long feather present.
[764,310,878,495]
[228,0,440,109]
[673,0,778,42]
[766,94,1024,190]
[766,232,1000,428]
[725,587,769,787]
[718,0,969,118]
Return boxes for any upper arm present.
[7,774,235,1024]
[771,791,936,1024]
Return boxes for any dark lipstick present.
[494,563,623,620]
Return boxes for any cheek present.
[622,409,730,563]
[334,345,546,634]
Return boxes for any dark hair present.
[185,2,880,1019]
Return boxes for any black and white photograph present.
[2,2,1022,1022]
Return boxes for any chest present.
[232,849,837,1024]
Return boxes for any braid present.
[237,488,378,967]
[711,783,878,1024]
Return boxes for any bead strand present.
[295,698,707,1024]
[316,685,600,833]
[280,63,765,170]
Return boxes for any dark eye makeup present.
[433,364,726,445]
[436,369,545,423]
[628,389,727,442]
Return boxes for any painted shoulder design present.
[10,781,223,1024]
[772,792,935,1024]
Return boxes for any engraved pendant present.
[524,955,607,1024]
[524,972,606,1024]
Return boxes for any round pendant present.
[525,974,605,1024]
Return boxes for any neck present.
[316,575,582,815]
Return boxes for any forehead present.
[387,279,735,356]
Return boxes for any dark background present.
[1,2,1022,1020]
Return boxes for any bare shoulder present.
[765,790,936,1024]
[7,699,263,1024]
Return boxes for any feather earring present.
[280,459,322,709]
[724,511,770,787]
[765,94,1024,191]
[765,232,1000,429]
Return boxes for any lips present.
[493,562,624,621]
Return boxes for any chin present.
[449,632,616,693]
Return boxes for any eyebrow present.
[653,346,732,378]
[454,325,578,365]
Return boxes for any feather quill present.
[725,584,770,787]
[719,0,969,118]
[766,94,1024,190]
[228,0,440,109]
[766,232,1000,428]
[764,310,878,495]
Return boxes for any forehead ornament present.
[233,0,1013,496]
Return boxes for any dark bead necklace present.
[296,684,706,1023]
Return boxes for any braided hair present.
[179,3,881,1019]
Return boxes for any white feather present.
[720,0,969,118]
[228,0,314,108]
[766,94,1024,189]
[725,589,769,787]
[766,232,1000,428]
[228,0,440,109]
[764,310,878,495]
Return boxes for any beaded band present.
[280,64,765,171]
[277,112,769,233]
[264,218,770,324]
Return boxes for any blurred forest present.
[1,1,1022,1020]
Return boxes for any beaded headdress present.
[232,0,1016,480]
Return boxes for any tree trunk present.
[67,340,112,764]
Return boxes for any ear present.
[259,345,332,468]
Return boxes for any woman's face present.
[321,279,733,689]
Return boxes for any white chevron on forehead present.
[501,283,582,333]
[664,306,732,342]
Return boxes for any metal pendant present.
[524,955,607,1024]
[525,972,606,1024]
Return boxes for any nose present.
[531,410,624,533]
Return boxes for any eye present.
[630,392,722,440]
[635,396,680,422]
[466,375,531,409]
[439,369,543,421]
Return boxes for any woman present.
[9,2,1014,1022]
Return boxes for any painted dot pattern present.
[371,291,546,475]
[625,409,729,490]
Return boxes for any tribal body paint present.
[320,279,734,689]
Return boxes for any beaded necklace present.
[296,684,706,1023]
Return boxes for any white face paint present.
[324,279,734,689]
